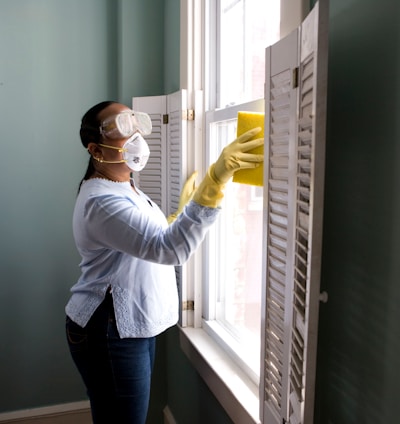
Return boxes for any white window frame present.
[195,0,307,385]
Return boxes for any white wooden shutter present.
[165,91,190,326]
[166,91,188,219]
[132,95,168,213]
[132,90,193,327]
[260,1,328,423]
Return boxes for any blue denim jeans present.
[66,292,155,424]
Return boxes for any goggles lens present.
[100,111,152,139]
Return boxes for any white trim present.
[202,320,260,385]
[180,1,205,330]
[180,0,203,96]
[0,401,90,423]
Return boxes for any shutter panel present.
[166,90,188,217]
[132,92,188,215]
[293,2,328,422]
[132,95,168,213]
[261,1,328,423]
[261,28,300,424]
[165,91,191,327]
[133,91,192,327]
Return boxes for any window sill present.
[179,326,261,424]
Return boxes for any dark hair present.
[78,101,117,191]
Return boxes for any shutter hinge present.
[182,300,194,311]
[183,109,195,121]
[163,114,169,124]
[292,67,299,88]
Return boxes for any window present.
[202,0,280,383]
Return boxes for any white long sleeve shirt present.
[65,177,219,338]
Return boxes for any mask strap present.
[91,143,127,164]
[98,143,127,153]
[93,156,127,164]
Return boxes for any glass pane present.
[209,119,263,368]
[219,0,280,108]
[218,183,263,337]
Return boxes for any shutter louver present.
[165,91,188,326]
[169,109,184,311]
[132,96,168,214]
[264,67,292,419]
[168,109,185,217]
[262,28,299,423]
[137,113,164,209]
[289,53,315,422]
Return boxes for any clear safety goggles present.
[99,110,152,139]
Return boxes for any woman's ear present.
[87,143,103,160]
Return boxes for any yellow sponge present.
[232,111,264,186]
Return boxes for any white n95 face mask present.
[122,133,150,172]
[100,110,152,139]
[97,133,150,172]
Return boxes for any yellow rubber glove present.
[193,128,264,208]
[212,127,264,184]
[167,171,198,224]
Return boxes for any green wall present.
[165,327,234,424]
[0,0,166,414]
[163,0,181,94]
[118,0,168,103]
[316,0,400,423]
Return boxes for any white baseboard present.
[0,401,91,424]
[1,402,175,424]
[163,405,177,424]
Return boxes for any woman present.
[65,101,263,423]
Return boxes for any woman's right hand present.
[212,127,264,184]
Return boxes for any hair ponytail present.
[77,101,116,192]
[78,157,96,192]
